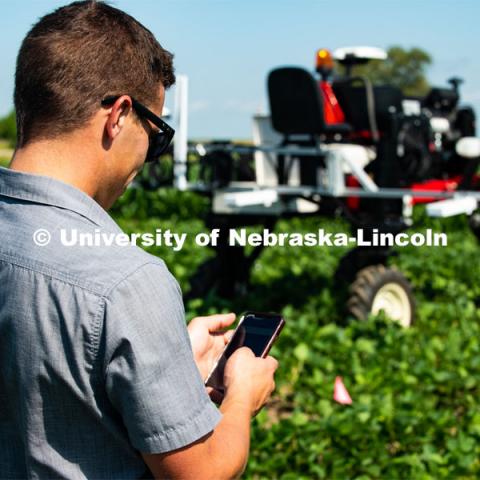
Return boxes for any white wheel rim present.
[371,282,412,327]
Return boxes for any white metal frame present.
[171,75,480,218]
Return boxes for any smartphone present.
[204,311,285,392]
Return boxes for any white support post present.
[326,150,346,196]
[173,75,189,190]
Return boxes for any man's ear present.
[104,95,133,141]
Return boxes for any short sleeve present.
[103,261,222,453]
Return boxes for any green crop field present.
[111,187,480,479]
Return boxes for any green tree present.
[0,110,16,147]
[345,46,432,97]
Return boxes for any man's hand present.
[188,312,236,381]
[145,314,278,480]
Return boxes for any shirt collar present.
[0,166,121,230]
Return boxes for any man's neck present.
[10,138,104,202]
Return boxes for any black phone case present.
[204,311,284,392]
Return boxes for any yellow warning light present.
[316,49,334,70]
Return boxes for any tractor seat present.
[332,81,403,133]
[268,67,351,140]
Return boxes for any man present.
[0,1,278,478]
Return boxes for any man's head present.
[13,1,175,207]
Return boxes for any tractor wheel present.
[347,265,415,327]
[468,211,480,242]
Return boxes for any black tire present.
[347,265,415,327]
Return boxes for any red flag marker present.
[333,376,352,405]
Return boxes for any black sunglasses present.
[101,95,175,162]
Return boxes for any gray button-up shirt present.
[0,166,222,479]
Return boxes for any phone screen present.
[205,312,284,392]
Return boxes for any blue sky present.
[1,1,479,139]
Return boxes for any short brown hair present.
[14,1,175,147]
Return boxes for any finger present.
[266,355,279,370]
[223,330,235,344]
[190,313,234,327]
[203,313,236,333]
[234,346,255,357]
